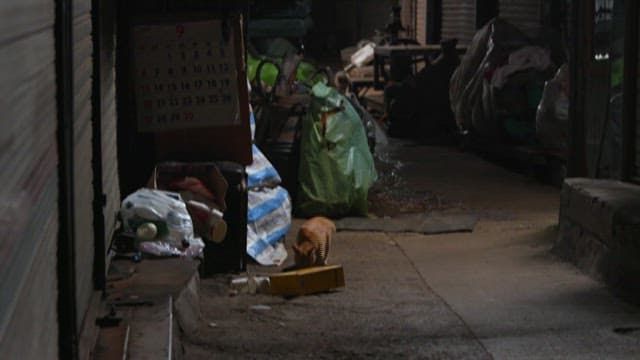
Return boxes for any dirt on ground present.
[368,147,461,217]
[180,141,496,359]
[179,138,640,359]
[181,227,489,360]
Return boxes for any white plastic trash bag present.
[120,188,204,258]
[247,186,291,266]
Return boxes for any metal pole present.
[91,0,107,292]
[427,0,442,44]
[567,0,588,177]
[621,0,638,181]
[55,0,79,357]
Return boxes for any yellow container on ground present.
[269,265,345,296]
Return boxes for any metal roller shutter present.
[636,20,640,180]
[360,0,390,41]
[73,0,95,327]
[499,0,541,33]
[442,0,476,46]
[99,1,121,272]
[336,0,390,45]
[416,0,427,44]
[0,1,60,357]
[401,0,415,39]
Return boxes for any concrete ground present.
[183,141,640,359]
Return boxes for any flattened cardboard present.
[269,265,345,296]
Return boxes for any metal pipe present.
[621,0,638,181]
[91,0,107,292]
[567,0,587,177]
[427,0,442,44]
[55,0,79,357]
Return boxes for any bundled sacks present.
[246,107,292,266]
[296,83,377,217]
[449,19,537,139]
[247,144,282,189]
[536,64,569,153]
[246,186,291,266]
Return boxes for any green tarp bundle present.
[296,83,377,218]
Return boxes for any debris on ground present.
[230,275,271,295]
[250,304,273,312]
[335,213,477,234]
[368,145,460,217]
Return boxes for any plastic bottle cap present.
[210,219,228,244]
[136,222,158,241]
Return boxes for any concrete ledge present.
[557,178,640,303]
[100,258,201,359]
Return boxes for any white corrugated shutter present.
[336,0,391,45]
[361,0,392,39]
[401,0,414,39]
[499,0,541,34]
[73,0,95,327]
[98,0,121,275]
[0,1,60,357]
[416,0,427,44]
[442,0,477,46]
[636,19,640,180]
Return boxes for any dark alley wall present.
[309,0,393,53]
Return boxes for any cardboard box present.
[269,265,345,297]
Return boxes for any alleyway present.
[183,141,640,359]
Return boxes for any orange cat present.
[292,216,336,269]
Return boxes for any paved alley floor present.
[185,142,640,359]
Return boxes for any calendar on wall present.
[132,19,241,132]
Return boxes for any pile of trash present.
[248,37,331,101]
[248,38,378,219]
[117,39,379,270]
[118,163,230,259]
[296,82,378,217]
[450,18,568,153]
[115,108,296,268]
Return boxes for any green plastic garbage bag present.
[296,83,377,217]
[296,61,328,87]
[248,54,279,87]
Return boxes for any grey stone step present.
[557,178,640,302]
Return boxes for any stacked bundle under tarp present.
[449,18,565,149]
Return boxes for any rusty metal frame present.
[621,0,639,182]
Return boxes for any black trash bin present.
[200,162,248,276]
